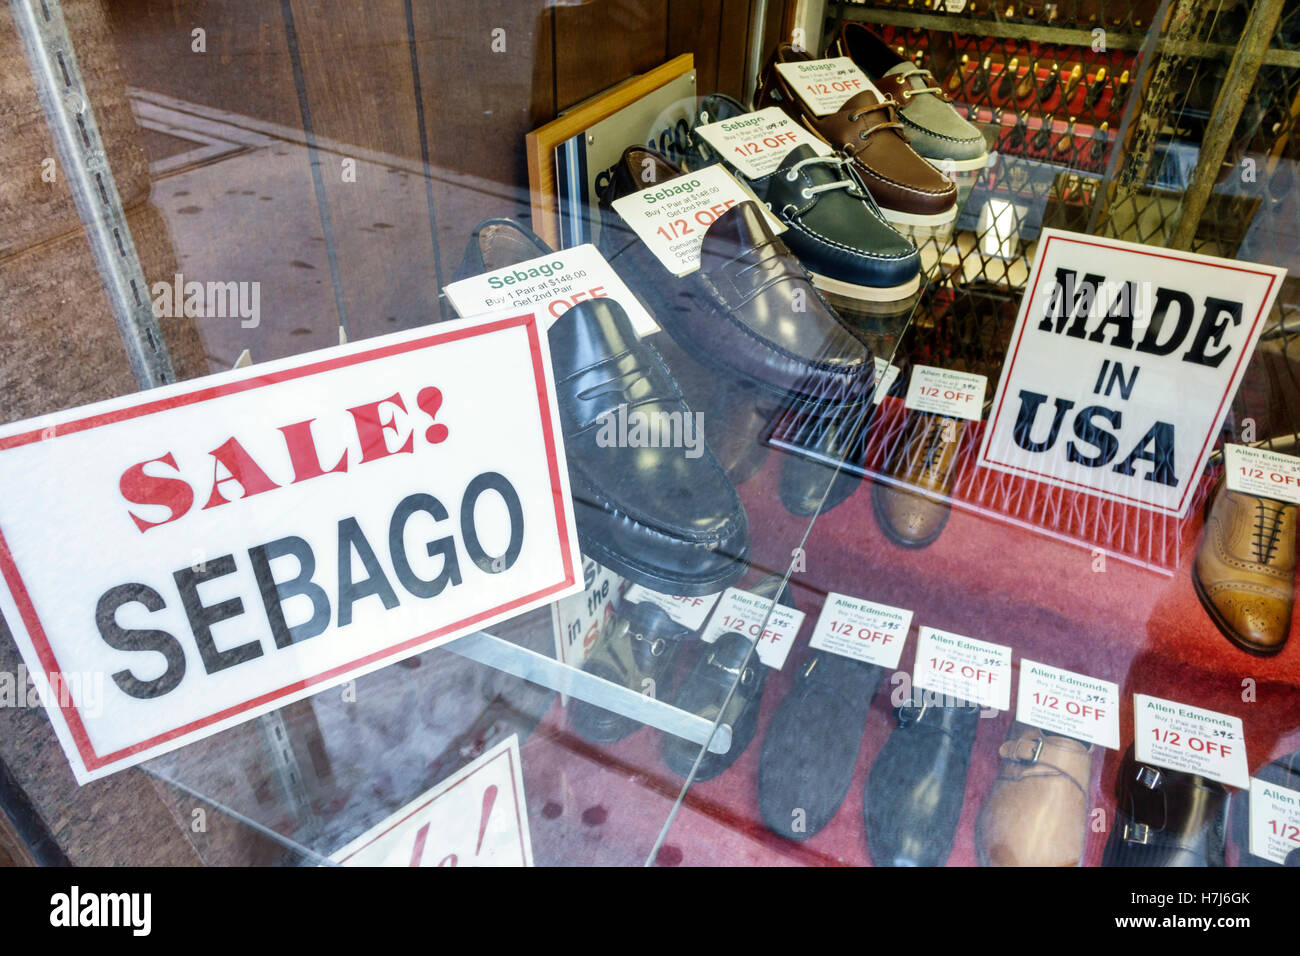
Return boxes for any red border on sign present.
[0,314,577,774]
[982,234,1279,513]
[332,743,528,865]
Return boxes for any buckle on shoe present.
[897,702,927,726]
[1122,822,1152,845]
[1136,766,1163,790]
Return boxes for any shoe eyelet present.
[649,637,666,657]
[785,170,798,181]
[859,130,869,140]
[800,187,813,199]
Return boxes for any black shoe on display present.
[864,696,982,866]
[597,146,876,409]
[452,217,554,281]
[549,297,750,596]
[568,600,691,744]
[661,573,795,781]
[1103,747,1228,867]
[777,402,873,517]
[759,651,886,841]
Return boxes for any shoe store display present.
[549,297,751,595]
[871,411,965,548]
[755,45,959,228]
[759,651,886,840]
[597,145,877,408]
[1232,751,1300,866]
[976,724,1095,866]
[1193,474,1296,656]
[1104,747,1229,867]
[568,600,692,744]
[826,22,989,173]
[864,697,982,866]
[661,574,795,780]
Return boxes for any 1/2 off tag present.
[1133,694,1248,789]
[609,165,783,277]
[1224,443,1300,505]
[774,57,880,116]
[904,365,986,421]
[701,586,805,669]
[1249,777,1300,864]
[693,107,835,180]
[809,592,911,668]
[912,626,1012,711]
[1016,659,1119,750]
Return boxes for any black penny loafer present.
[568,600,690,744]
[864,696,982,866]
[1104,747,1228,867]
[598,146,875,409]
[550,297,750,595]
[759,651,886,841]
[1232,751,1300,867]
[662,574,794,781]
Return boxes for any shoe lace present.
[843,98,906,148]
[1252,498,1286,565]
[893,67,946,101]
[782,154,864,199]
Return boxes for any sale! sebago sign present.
[978,230,1286,517]
[0,313,580,782]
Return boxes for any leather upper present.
[597,145,875,408]
[755,45,957,218]
[1104,748,1228,867]
[549,297,750,594]
[1194,475,1295,654]
[452,217,554,282]
[873,412,965,547]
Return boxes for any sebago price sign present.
[0,313,581,783]
[978,229,1285,517]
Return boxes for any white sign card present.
[622,583,721,630]
[693,107,835,180]
[1248,776,1300,865]
[978,229,1286,517]
[873,358,901,405]
[809,593,912,669]
[1133,694,1249,789]
[551,557,625,668]
[1224,443,1300,505]
[0,312,581,783]
[904,365,986,420]
[1015,658,1120,750]
[331,734,533,866]
[912,626,1012,711]
[609,164,784,277]
[700,585,805,670]
[443,243,658,337]
[774,56,880,115]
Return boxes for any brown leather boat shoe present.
[977,723,1095,867]
[871,412,964,548]
[1193,474,1295,656]
[755,44,958,229]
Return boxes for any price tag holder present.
[774,56,880,116]
[809,592,912,669]
[913,626,1011,710]
[1224,443,1300,505]
[701,586,806,670]
[623,583,721,630]
[1249,777,1300,864]
[693,107,835,180]
[1015,659,1120,749]
[443,243,657,337]
[873,357,901,405]
[904,365,987,421]
[610,165,783,277]
[1133,694,1249,789]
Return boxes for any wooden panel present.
[668,0,723,92]
[716,0,753,100]
[554,0,669,110]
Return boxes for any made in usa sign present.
[978,229,1286,517]
[0,312,580,782]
